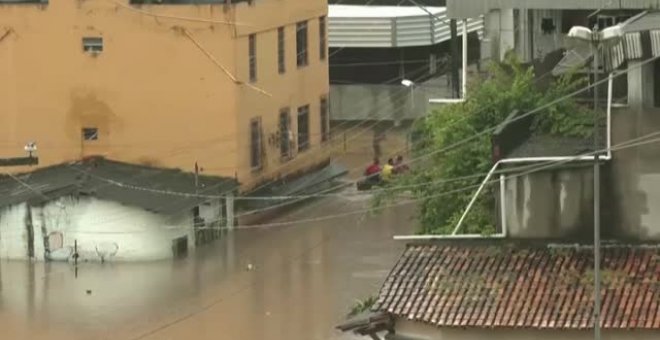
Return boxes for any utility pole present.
[591,23,602,340]
[449,19,461,99]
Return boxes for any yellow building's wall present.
[233,1,330,189]
[0,0,330,190]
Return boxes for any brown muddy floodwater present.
[0,192,415,340]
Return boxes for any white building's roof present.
[329,5,446,18]
[328,5,483,48]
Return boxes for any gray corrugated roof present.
[0,158,238,214]
[507,127,606,158]
[623,11,660,33]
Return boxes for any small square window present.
[541,18,556,35]
[83,37,103,53]
[82,128,98,141]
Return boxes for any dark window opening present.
[250,117,262,170]
[279,108,291,158]
[541,18,556,35]
[320,97,329,142]
[172,236,188,259]
[278,27,286,74]
[319,16,327,61]
[248,34,257,82]
[82,37,103,53]
[82,128,98,141]
[297,105,310,152]
[654,58,660,108]
[296,21,308,67]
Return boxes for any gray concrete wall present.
[608,60,660,241]
[329,84,430,122]
[502,166,596,240]
[485,8,564,63]
[394,319,660,340]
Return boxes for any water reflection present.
[0,195,414,340]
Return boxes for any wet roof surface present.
[375,242,660,329]
[0,158,237,214]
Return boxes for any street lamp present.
[567,23,623,340]
[400,79,417,127]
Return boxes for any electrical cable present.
[125,132,660,340]
[41,131,660,235]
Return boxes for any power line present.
[124,132,660,340]
[39,131,660,235]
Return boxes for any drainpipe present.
[606,73,613,159]
[462,19,468,99]
[500,173,507,238]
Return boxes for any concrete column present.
[517,8,532,62]
[225,192,234,230]
[482,10,500,62]
[499,9,515,61]
[627,61,654,108]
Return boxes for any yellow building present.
[0,0,330,190]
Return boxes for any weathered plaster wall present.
[0,197,199,261]
[608,60,660,241]
[393,319,660,340]
[503,166,596,240]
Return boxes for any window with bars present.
[82,127,98,141]
[278,27,286,74]
[319,16,327,61]
[250,117,262,170]
[320,97,329,142]
[82,37,103,53]
[297,105,310,152]
[279,108,291,158]
[296,21,308,67]
[249,34,257,83]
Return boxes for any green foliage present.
[348,295,377,318]
[375,55,593,234]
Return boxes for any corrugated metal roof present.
[447,0,660,18]
[623,11,660,32]
[0,158,238,214]
[555,12,660,72]
[329,5,483,48]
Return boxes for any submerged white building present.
[0,158,237,262]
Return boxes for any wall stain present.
[65,91,122,142]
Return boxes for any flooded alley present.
[0,191,415,340]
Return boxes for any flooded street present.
[0,192,414,340]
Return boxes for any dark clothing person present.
[394,155,410,174]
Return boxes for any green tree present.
[374,55,593,234]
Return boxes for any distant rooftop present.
[329,4,446,18]
[328,5,483,48]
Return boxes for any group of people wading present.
[358,155,409,190]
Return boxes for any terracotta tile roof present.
[375,242,660,329]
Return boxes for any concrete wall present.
[502,166,595,240]
[0,0,329,190]
[394,319,660,340]
[329,84,430,122]
[609,60,660,241]
[483,8,564,63]
[0,197,202,261]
